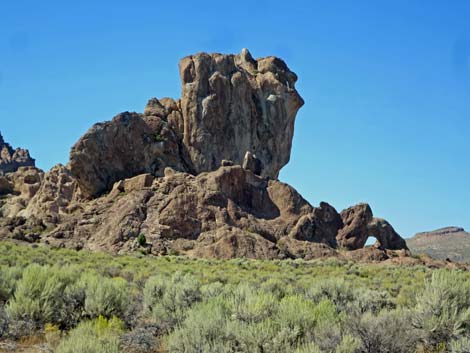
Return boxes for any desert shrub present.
[449,336,470,353]
[293,343,324,353]
[260,277,293,299]
[120,327,158,353]
[200,281,224,299]
[4,318,35,340]
[277,296,341,351]
[306,278,355,313]
[278,296,336,341]
[166,297,234,353]
[353,288,395,314]
[413,270,470,349]
[143,271,200,329]
[234,292,340,352]
[0,266,22,302]
[349,309,419,353]
[294,336,360,353]
[228,283,278,323]
[6,264,81,327]
[335,335,361,353]
[79,273,129,319]
[167,288,341,353]
[0,306,9,338]
[56,316,123,353]
[137,233,147,247]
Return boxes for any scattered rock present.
[124,174,154,192]
[0,132,35,174]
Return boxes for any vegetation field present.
[0,241,469,353]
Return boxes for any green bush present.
[413,270,470,349]
[1,241,470,352]
[6,264,80,327]
[167,287,342,353]
[137,233,147,247]
[228,284,278,323]
[200,281,224,299]
[353,288,395,314]
[293,343,323,353]
[0,266,22,302]
[56,316,123,353]
[349,309,419,353]
[334,335,361,353]
[143,271,200,329]
[306,278,355,313]
[166,297,233,353]
[79,273,129,319]
[450,336,470,353]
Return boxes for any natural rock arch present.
[336,204,408,250]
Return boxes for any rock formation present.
[0,49,409,261]
[336,204,407,250]
[0,132,35,174]
[69,112,187,198]
[70,50,304,197]
[178,50,304,178]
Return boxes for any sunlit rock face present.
[0,132,35,175]
[178,49,304,179]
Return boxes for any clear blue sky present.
[1,1,469,237]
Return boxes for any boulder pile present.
[0,49,410,261]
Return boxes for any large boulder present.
[179,49,304,178]
[69,112,187,198]
[0,132,35,174]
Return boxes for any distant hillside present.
[407,227,470,263]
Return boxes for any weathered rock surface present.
[1,164,408,259]
[20,164,79,225]
[336,203,408,250]
[0,132,35,174]
[70,49,304,197]
[0,50,411,262]
[179,50,304,178]
[70,112,187,198]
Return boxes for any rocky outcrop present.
[336,203,408,250]
[179,50,304,178]
[69,112,188,198]
[0,166,44,231]
[0,132,35,174]
[0,49,410,261]
[20,164,78,225]
[70,49,304,197]
[0,163,408,259]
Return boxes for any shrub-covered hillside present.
[0,242,469,353]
